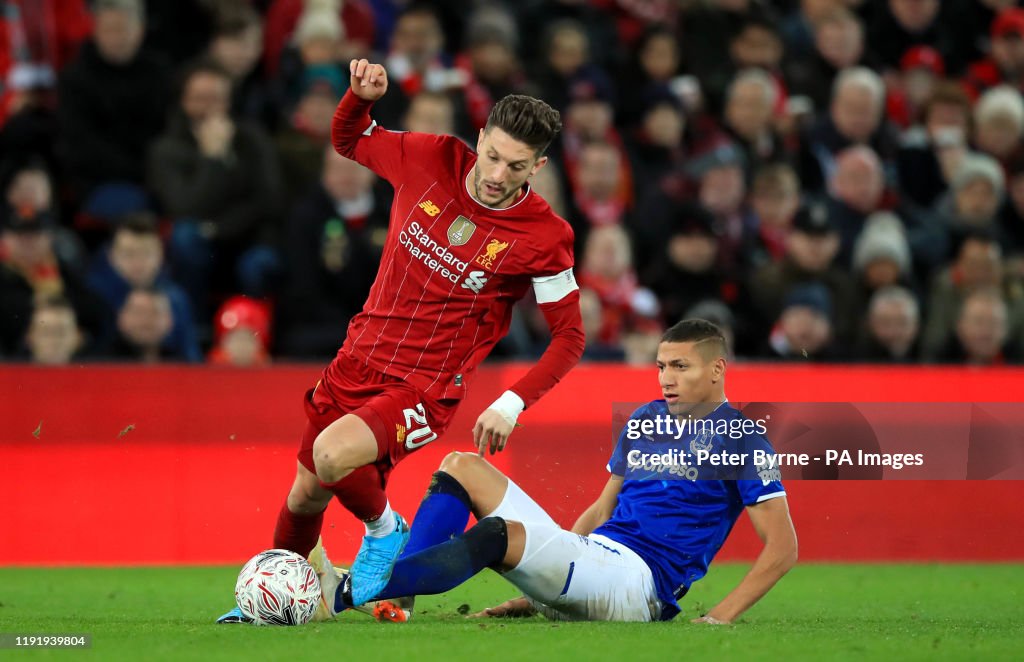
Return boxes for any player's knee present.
[463,516,510,568]
[439,451,484,482]
[312,435,348,483]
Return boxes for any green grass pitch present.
[1,564,1021,660]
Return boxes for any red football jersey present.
[332,92,579,403]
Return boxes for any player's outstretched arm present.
[571,475,623,535]
[473,291,585,456]
[694,496,798,625]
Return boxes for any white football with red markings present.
[234,549,321,626]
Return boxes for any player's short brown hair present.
[485,95,562,156]
[661,319,727,360]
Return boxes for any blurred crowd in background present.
[3,0,1024,367]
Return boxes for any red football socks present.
[320,464,388,521]
[272,505,324,558]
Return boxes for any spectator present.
[746,162,801,268]
[781,0,845,63]
[85,214,201,363]
[998,154,1024,257]
[1,156,87,269]
[857,285,921,362]
[515,0,618,73]
[559,72,633,242]
[275,67,344,207]
[557,67,624,170]
[576,224,662,355]
[765,282,839,361]
[964,7,1024,98]
[401,90,456,135]
[680,0,762,108]
[625,89,687,202]
[749,201,857,345]
[825,145,886,264]
[971,85,1024,164]
[935,152,1005,250]
[642,202,738,327]
[208,295,271,367]
[455,8,528,135]
[140,0,213,64]
[690,142,755,272]
[784,6,867,113]
[206,5,276,130]
[897,81,972,208]
[56,0,170,208]
[0,176,107,356]
[23,296,84,365]
[729,13,785,73]
[710,12,785,114]
[721,69,787,175]
[148,59,284,313]
[278,146,390,358]
[921,232,1024,359]
[0,0,92,128]
[274,4,350,125]
[373,3,460,129]
[852,210,917,318]
[577,287,625,362]
[886,46,945,130]
[945,288,1015,364]
[800,66,898,194]
[868,0,953,74]
[262,0,375,79]
[109,286,176,362]
[615,25,681,129]
[567,141,629,239]
[531,19,592,113]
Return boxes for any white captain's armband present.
[532,268,578,304]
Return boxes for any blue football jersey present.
[593,400,786,620]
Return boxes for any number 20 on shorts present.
[401,404,437,450]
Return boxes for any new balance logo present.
[418,200,440,217]
[460,270,488,293]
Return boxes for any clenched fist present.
[349,59,388,102]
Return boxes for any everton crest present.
[690,427,715,454]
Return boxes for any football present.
[234,549,321,626]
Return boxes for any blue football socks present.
[401,471,472,558]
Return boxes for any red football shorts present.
[297,350,458,484]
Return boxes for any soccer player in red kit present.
[218,59,584,622]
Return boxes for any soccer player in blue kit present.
[319,319,798,623]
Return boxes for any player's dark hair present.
[485,95,562,156]
[662,319,727,360]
